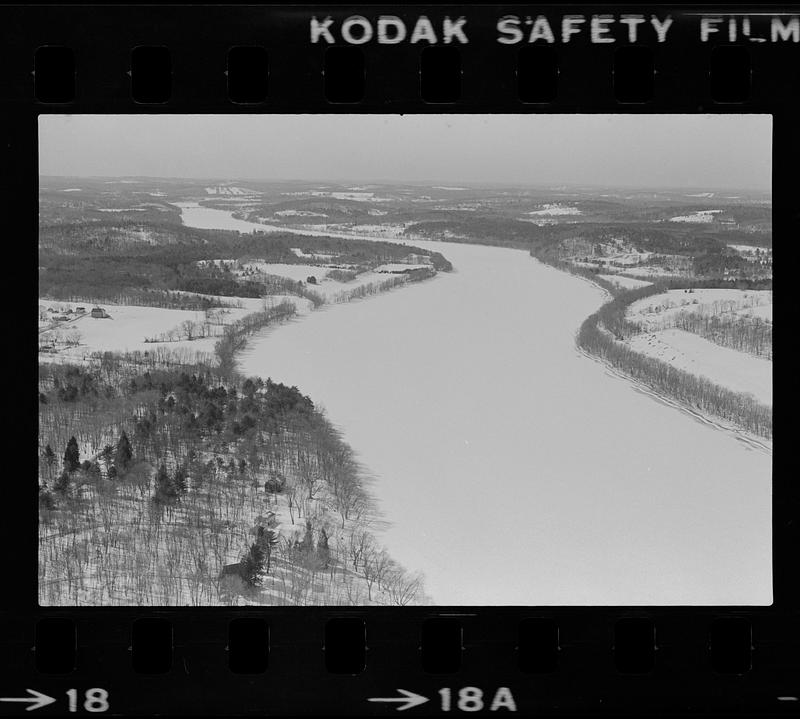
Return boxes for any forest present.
[39,216,451,307]
[38,359,428,606]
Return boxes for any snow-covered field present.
[627,329,772,406]
[627,289,772,330]
[623,288,772,405]
[597,274,654,290]
[37,297,303,361]
[237,261,396,300]
[669,209,723,223]
[528,204,582,216]
[274,210,327,217]
[291,248,335,259]
[736,304,773,321]
[240,261,330,282]
[281,190,393,202]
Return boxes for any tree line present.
[576,292,772,439]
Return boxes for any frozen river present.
[180,205,772,606]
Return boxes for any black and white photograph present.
[37,114,772,607]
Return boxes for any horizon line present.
[38,175,772,195]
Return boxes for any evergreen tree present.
[173,466,187,494]
[63,436,80,472]
[39,484,56,510]
[241,542,266,586]
[54,469,71,494]
[115,431,133,473]
[256,527,280,574]
[100,445,114,476]
[316,527,330,569]
[299,520,315,558]
[154,463,177,500]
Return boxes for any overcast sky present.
[39,114,771,191]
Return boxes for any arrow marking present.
[368,689,429,712]
[0,689,57,712]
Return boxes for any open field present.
[38,297,305,360]
[626,329,771,406]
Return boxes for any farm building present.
[90,306,108,318]
[75,306,86,314]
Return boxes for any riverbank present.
[529,250,772,447]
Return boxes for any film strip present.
[3,2,799,716]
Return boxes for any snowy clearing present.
[282,191,393,202]
[528,204,582,216]
[626,329,771,406]
[669,210,723,223]
[274,210,328,217]
[291,248,336,259]
[37,297,304,360]
[627,289,772,329]
[735,304,773,321]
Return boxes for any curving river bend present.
[180,205,771,606]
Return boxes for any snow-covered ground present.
[38,300,214,356]
[274,210,327,217]
[736,304,772,321]
[627,329,771,406]
[239,261,329,282]
[597,274,654,290]
[237,261,396,300]
[37,297,303,361]
[374,263,431,273]
[627,289,772,330]
[669,209,723,223]
[281,190,394,202]
[204,186,257,196]
[623,288,772,405]
[528,204,582,216]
